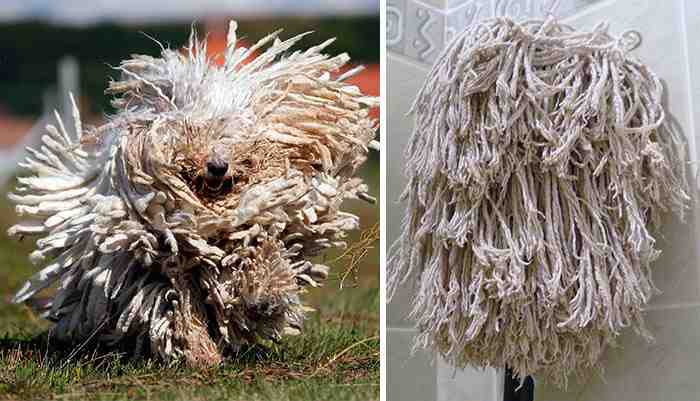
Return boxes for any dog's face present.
[170,120,253,202]
[154,116,317,215]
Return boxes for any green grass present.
[0,290,379,401]
[0,161,380,401]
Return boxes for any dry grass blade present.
[332,223,379,289]
[312,335,379,376]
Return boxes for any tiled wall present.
[387,1,700,400]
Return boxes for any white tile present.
[388,0,447,63]
[387,278,417,328]
[536,306,700,401]
[437,358,502,401]
[446,0,477,10]
[685,0,700,162]
[418,0,449,10]
[556,0,606,19]
[492,0,564,19]
[445,0,491,43]
[648,211,700,307]
[386,55,429,242]
[390,0,484,14]
[388,0,408,55]
[388,328,437,401]
[387,55,430,327]
[404,0,447,64]
[491,0,603,20]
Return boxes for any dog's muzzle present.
[205,159,229,191]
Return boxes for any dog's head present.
[104,25,377,223]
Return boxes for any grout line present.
[387,326,418,332]
[676,0,700,286]
[435,348,439,401]
[411,0,449,15]
[387,52,432,72]
[680,0,699,164]
[444,0,485,13]
[645,301,700,312]
[494,367,504,401]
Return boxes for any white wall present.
[387,1,700,400]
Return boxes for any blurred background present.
[0,0,379,334]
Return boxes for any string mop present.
[388,17,690,385]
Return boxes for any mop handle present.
[503,367,534,401]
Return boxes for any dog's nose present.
[206,160,229,177]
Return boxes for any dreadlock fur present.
[387,17,690,385]
[9,21,378,366]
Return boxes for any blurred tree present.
[0,16,378,117]
[0,23,191,116]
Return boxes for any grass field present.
[0,162,380,401]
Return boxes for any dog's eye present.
[207,160,229,176]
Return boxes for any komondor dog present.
[8,21,378,366]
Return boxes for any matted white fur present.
[10,21,378,366]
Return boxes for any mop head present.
[9,21,377,366]
[388,17,690,385]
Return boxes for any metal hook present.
[620,30,642,51]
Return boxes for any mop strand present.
[387,17,690,385]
